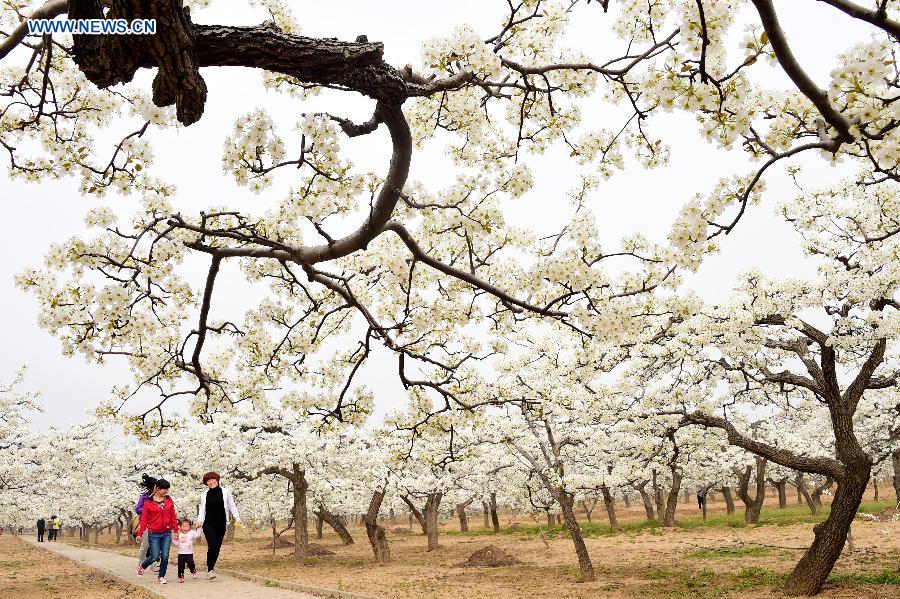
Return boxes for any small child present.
[176,518,201,582]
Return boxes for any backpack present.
[131,514,140,535]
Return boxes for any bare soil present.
[55,487,900,598]
[0,533,152,599]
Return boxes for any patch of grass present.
[827,571,900,586]
[646,567,677,580]
[736,566,784,586]
[454,519,661,539]
[688,546,771,559]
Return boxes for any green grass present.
[455,500,895,539]
[687,546,771,559]
[827,571,900,586]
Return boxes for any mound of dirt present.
[391,527,413,534]
[259,538,294,549]
[307,543,335,556]
[459,544,522,567]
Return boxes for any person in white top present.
[195,472,241,579]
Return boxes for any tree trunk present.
[735,458,766,525]
[600,486,618,532]
[635,481,655,521]
[622,493,631,508]
[317,508,353,545]
[559,495,595,582]
[489,492,500,533]
[651,470,665,523]
[362,489,390,564]
[92,526,99,544]
[423,493,442,551]
[783,460,871,595]
[663,468,682,527]
[873,477,879,501]
[389,508,396,525]
[455,498,473,533]
[481,501,490,528]
[794,472,818,515]
[114,522,123,544]
[769,478,788,509]
[291,466,309,559]
[402,495,427,534]
[546,511,555,527]
[579,500,594,523]
[892,449,900,505]
[810,477,834,513]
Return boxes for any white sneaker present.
[208,570,217,579]
[158,577,166,584]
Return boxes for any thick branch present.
[682,411,845,480]
[813,0,900,38]
[0,0,67,61]
[750,0,854,142]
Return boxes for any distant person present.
[696,487,706,510]
[36,517,46,542]
[48,515,60,541]
[195,472,241,579]
[175,518,201,583]
[136,478,178,585]
[135,474,160,570]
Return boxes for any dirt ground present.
[51,488,900,599]
[0,533,153,599]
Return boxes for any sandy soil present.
[56,488,900,599]
[0,533,153,599]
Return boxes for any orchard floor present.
[0,533,153,599]
[58,491,900,599]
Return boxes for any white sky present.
[0,1,870,429]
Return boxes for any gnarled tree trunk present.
[784,459,870,595]
[363,489,390,564]
[735,457,766,525]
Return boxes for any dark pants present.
[202,521,226,571]
[48,529,57,541]
[177,554,196,578]
[697,497,704,510]
[37,528,45,542]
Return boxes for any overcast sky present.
[0,1,869,429]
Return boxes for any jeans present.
[202,522,226,571]
[141,532,172,578]
[37,529,45,542]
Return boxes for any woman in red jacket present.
[136,478,178,584]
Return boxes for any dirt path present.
[22,537,321,599]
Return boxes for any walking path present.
[23,537,320,599]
